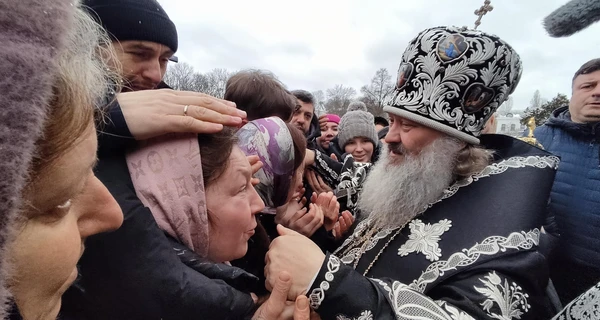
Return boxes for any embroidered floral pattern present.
[336,310,374,320]
[387,26,522,139]
[553,282,600,320]
[409,229,540,293]
[309,255,341,310]
[398,219,452,261]
[373,279,475,320]
[474,271,530,319]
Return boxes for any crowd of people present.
[0,0,599,319]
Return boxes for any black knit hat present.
[83,0,178,52]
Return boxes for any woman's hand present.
[305,170,332,194]
[252,271,313,320]
[333,210,354,241]
[265,226,326,302]
[310,192,339,231]
[318,114,328,132]
[304,149,316,167]
[276,199,323,237]
[118,89,247,140]
[247,155,263,186]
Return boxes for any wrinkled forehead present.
[573,69,600,86]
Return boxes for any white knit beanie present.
[337,109,378,149]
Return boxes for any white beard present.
[358,137,463,230]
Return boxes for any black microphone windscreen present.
[544,0,600,37]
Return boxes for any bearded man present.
[264,26,559,319]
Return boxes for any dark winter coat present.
[61,100,258,319]
[535,106,600,304]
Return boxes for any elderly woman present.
[0,2,123,319]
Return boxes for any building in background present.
[495,113,525,137]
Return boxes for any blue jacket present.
[534,106,600,268]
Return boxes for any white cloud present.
[161,0,600,111]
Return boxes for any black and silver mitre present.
[384,26,522,145]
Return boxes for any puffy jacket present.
[61,100,257,319]
[534,106,600,302]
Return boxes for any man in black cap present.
[84,0,178,91]
[61,1,267,319]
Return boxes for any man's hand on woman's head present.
[118,89,247,140]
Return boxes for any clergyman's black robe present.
[308,135,559,320]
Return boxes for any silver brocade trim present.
[553,282,600,320]
[429,155,560,209]
[336,310,374,320]
[334,155,558,266]
[316,150,339,181]
[409,229,541,293]
[309,254,341,310]
[372,278,475,320]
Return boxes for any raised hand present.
[265,226,326,301]
[247,155,263,186]
[305,170,333,194]
[311,192,339,231]
[252,272,312,320]
[276,199,323,237]
[333,210,355,241]
[118,89,247,140]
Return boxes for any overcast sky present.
[160,0,600,112]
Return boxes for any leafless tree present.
[203,68,230,99]
[163,62,196,91]
[530,90,543,110]
[497,96,514,115]
[312,90,327,115]
[360,68,394,116]
[163,65,232,98]
[325,84,357,116]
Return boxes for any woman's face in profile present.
[205,146,265,263]
[8,125,123,320]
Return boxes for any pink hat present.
[325,114,341,124]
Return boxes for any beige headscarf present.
[126,133,209,257]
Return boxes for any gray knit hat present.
[337,107,378,149]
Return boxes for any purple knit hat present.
[237,117,295,210]
[0,0,75,316]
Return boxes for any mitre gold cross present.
[474,0,494,29]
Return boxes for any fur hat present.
[337,110,378,149]
[0,0,74,316]
[384,26,522,145]
[544,0,600,37]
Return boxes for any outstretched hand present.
[247,155,263,186]
[276,198,323,237]
[265,225,326,301]
[117,89,247,140]
[252,272,313,320]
